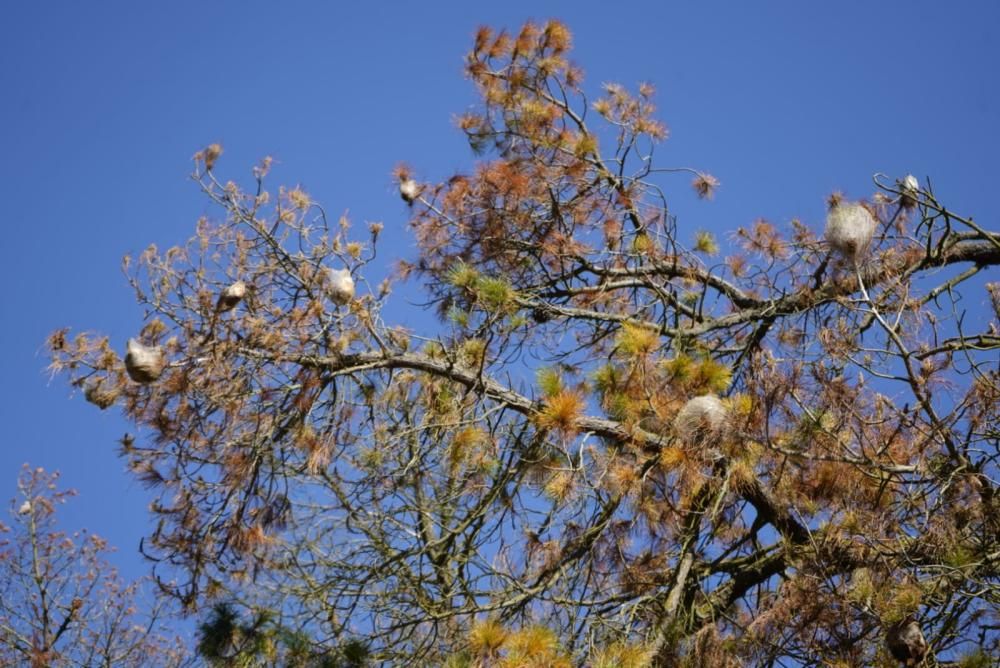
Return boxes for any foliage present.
[196,602,367,667]
[49,19,1000,666]
[0,466,189,667]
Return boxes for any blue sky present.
[1,0,998,590]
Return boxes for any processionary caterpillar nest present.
[885,617,928,666]
[215,280,247,312]
[399,178,420,204]
[825,201,878,263]
[674,394,728,446]
[327,268,355,306]
[124,338,165,383]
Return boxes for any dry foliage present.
[0,466,189,667]
[49,20,1000,666]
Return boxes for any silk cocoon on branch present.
[124,338,165,383]
[327,268,356,305]
[216,280,247,312]
[674,394,728,445]
[825,202,877,262]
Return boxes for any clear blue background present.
[2,1,997,589]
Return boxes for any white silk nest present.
[216,280,247,312]
[900,174,920,208]
[674,394,728,444]
[399,178,420,204]
[327,268,355,306]
[124,338,165,383]
[885,618,928,665]
[825,202,877,262]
